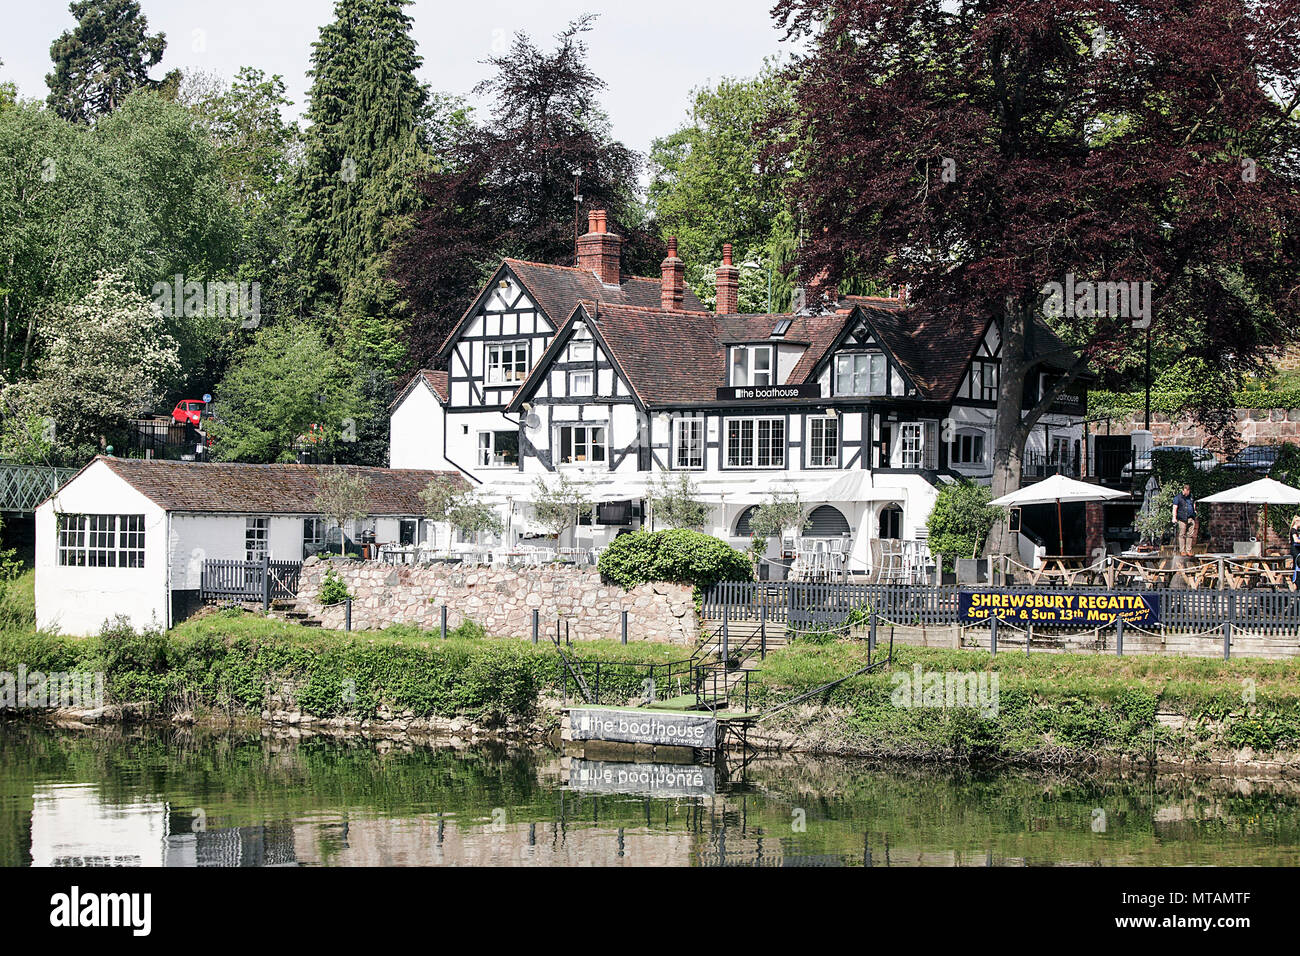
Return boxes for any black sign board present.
[958,590,1160,628]
[715,383,822,402]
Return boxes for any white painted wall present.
[36,460,169,636]
[389,381,448,470]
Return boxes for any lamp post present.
[741,259,773,313]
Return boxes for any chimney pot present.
[722,243,733,266]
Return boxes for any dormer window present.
[730,345,773,386]
[835,352,887,396]
[487,341,528,385]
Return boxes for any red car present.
[171,400,206,426]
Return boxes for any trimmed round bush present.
[597,529,753,591]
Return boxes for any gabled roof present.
[390,369,448,410]
[435,259,706,361]
[506,295,1085,410]
[59,457,466,515]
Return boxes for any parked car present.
[171,399,207,426]
[1221,444,1280,474]
[1120,444,1216,478]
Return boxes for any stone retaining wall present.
[1097,408,1300,450]
[296,557,698,645]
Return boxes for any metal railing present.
[0,463,78,513]
[703,581,1300,636]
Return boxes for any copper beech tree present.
[772,0,1300,554]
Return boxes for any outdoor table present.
[1027,555,1100,587]
[1221,554,1295,589]
[1108,552,1178,589]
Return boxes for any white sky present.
[0,0,792,156]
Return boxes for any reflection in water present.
[2,722,1299,867]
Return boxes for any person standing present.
[1289,515,1300,588]
[1172,484,1197,554]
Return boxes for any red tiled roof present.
[585,304,725,405]
[391,368,448,410]
[91,457,465,515]
[435,259,705,360]
[510,295,1082,409]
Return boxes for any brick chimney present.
[810,265,839,306]
[661,237,685,311]
[715,243,740,315]
[577,210,623,286]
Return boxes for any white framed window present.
[899,422,939,469]
[557,425,607,465]
[835,352,887,396]
[486,341,528,385]
[569,325,594,362]
[477,430,519,468]
[951,430,986,466]
[568,370,594,396]
[971,360,998,402]
[245,518,269,562]
[806,416,839,468]
[725,417,785,468]
[57,514,145,568]
[672,417,705,470]
[729,345,773,387]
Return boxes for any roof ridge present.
[505,257,665,287]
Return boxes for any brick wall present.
[1097,408,1300,453]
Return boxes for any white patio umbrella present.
[1199,477,1300,542]
[988,474,1130,555]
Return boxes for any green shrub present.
[926,480,1003,571]
[318,567,350,605]
[597,529,752,591]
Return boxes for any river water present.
[2,722,1297,867]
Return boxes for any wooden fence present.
[200,557,301,607]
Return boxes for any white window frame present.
[477,430,519,468]
[56,514,146,568]
[569,326,594,362]
[834,352,887,396]
[556,424,607,465]
[724,416,785,469]
[568,370,594,396]
[486,340,528,385]
[729,345,773,387]
[950,429,986,467]
[672,417,705,470]
[806,415,839,468]
[245,517,269,562]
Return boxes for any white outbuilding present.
[35,456,465,636]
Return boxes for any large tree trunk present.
[984,300,1034,561]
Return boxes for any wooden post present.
[345,598,352,633]
[990,614,999,655]
[532,609,539,644]
[440,604,447,639]
[261,553,271,612]
[1115,615,1124,656]
[621,610,628,645]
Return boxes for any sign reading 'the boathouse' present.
[570,708,717,749]
[958,590,1160,628]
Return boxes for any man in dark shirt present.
[1172,484,1197,554]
